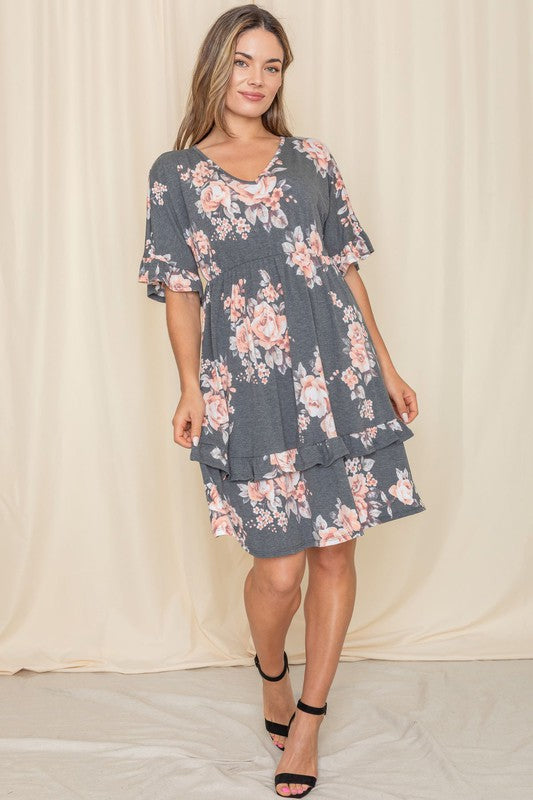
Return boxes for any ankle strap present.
[297,698,327,715]
[254,650,289,681]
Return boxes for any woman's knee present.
[253,551,306,596]
[307,538,357,575]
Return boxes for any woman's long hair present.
[174,3,293,150]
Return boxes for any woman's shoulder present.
[292,135,333,155]
[289,135,334,176]
[148,148,190,174]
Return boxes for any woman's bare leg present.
[244,550,307,750]
[274,538,358,796]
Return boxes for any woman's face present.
[225,28,284,120]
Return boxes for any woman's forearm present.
[343,264,398,378]
[164,287,202,391]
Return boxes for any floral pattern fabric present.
[139,136,426,556]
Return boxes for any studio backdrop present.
[1,0,531,674]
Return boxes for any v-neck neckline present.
[191,136,287,184]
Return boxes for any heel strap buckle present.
[254,650,289,681]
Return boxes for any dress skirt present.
[199,437,426,558]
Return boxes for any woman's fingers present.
[173,403,205,448]
[190,413,204,447]
[405,390,418,419]
[397,388,418,423]
[173,410,192,447]
[390,385,418,424]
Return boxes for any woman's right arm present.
[164,287,205,449]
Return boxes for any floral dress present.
[139,136,426,558]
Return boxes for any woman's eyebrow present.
[234,50,282,64]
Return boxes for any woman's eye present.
[233,60,280,73]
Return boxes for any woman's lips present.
[239,92,265,102]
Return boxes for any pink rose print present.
[225,272,292,384]
[270,448,298,471]
[150,180,167,206]
[205,483,247,546]
[203,389,229,431]
[295,138,331,177]
[224,279,246,322]
[298,374,330,419]
[178,160,294,238]
[337,503,362,534]
[167,272,200,292]
[235,317,254,355]
[389,470,415,505]
[347,471,371,525]
[312,514,354,546]
[250,301,288,353]
[274,472,307,504]
[236,469,311,534]
[197,356,237,469]
[231,176,278,206]
[341,366,359,390]
[199,180,233,214]
[282,224,325,288]
[293,346,338,438]
[350,341,371,373]
[246,479,278,505]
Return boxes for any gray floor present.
[1,658,532,799]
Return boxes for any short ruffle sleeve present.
[138,154,204,303]
[322,147,374,276]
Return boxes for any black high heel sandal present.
[274,697,328,798]
[254,650,295,750]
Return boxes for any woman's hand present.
[172,386,205,449]
[382,367,419,424]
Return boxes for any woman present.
[138,4,427,797]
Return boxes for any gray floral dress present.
[139,136,427,558]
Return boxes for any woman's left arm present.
[344,265,420,424]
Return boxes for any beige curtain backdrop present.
[1,0,531,675]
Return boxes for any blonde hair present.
[174,3,294,150]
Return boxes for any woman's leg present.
[274,538,358,796]
[244,551,307,749]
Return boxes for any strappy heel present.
[254,650,295,750]
[274,697,327,798]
